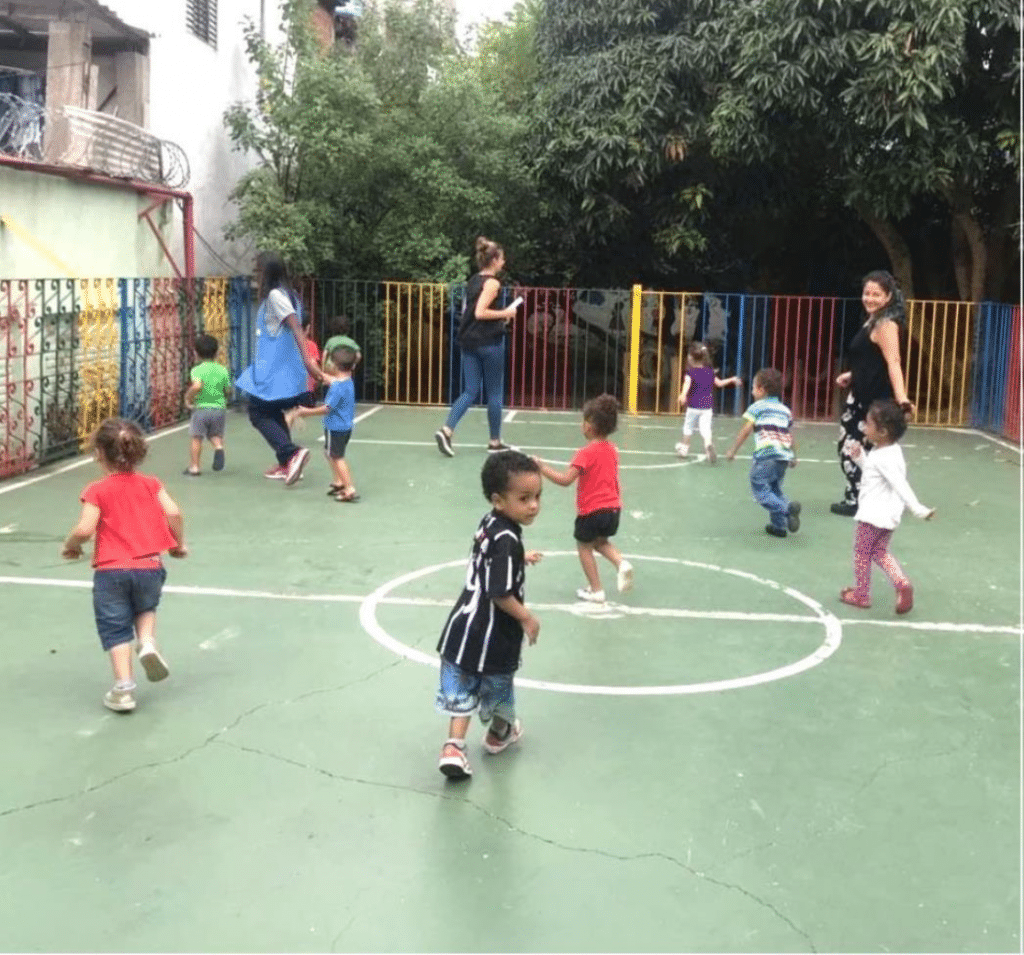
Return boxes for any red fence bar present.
[1003,306,1021,441]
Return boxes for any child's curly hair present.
[481,450,539,500]
[583,393,619,438]
[868,399,908,442]
[92,418,147,472]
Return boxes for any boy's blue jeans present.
[749,457,791,529]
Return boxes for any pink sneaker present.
[264,465,287,480]
[839,588,871,609]
[438,741,472,779]
[483,719,523,755]
[284,448,311,486]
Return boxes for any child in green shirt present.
[322,315,362,374]
[183,334,232,476]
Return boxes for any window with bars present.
[186,0,218,49]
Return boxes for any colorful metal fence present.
[629,288,998,430]
[0,276,250,478]
[973,302,1022,441]
[1,275,1020,480]
[628,291,864,419]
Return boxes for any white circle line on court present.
[0,575,1017,635]
[358,552,846,696]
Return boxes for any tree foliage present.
[528,0,725,284]
[705,0,1020,298]
[223,0,537,281]
[223,0,1019,299]
[529,0,1020,297]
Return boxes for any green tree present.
[705,0,1020,300]
[528,0,725,285]
[223,0,535,281]
[475,0,542,114]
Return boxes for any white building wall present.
[101,0,288,277]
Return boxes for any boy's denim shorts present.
[435,658,516,723]
[93,568,167,651]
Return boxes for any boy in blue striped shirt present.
[726,368,801,537]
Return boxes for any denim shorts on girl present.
[435,658,516,723]
[93,567,167,651]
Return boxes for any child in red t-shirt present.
[534,394,634,603]
[62,418,187,713]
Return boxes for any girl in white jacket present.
[841,399,935,614]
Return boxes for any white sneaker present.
[576,587,606,603]
[616,560,634,593]
[103,686,136,712]
[138,642,170,682]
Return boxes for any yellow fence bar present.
[627,285,642,413]
[77,277,119,446]
[202,277,229,363]
[905,299,974,426]
[381,281,451,405]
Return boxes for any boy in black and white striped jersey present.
[436,451,543,780]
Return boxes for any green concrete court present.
[0,405,1020,953]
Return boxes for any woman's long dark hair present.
[257,252,293,302]
[862,269,907,328]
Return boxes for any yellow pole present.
[628,284,642,414]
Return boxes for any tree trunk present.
[943,183,987,303]
[953,210,987,304]
[951,217,971,302]
[984,184,1020,300]
[854,204,915,298]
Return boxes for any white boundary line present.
[353,404,383,425]
[0,575,1017,636]
[0,406,385,496]
[0,422,191,496]
[942,426,1022,455]
[503,409,517,423]
[346,437,831,465]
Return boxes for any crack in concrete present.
[853,746,965,798]
[0,660,403,820]
[214,740,818,952]
[329,892,365,954]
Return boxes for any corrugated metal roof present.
[0,0,150,45]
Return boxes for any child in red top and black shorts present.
[535,393,634,603]
[62,418,187,713]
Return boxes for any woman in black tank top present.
[831,271,915,515]
[434,237,518,457]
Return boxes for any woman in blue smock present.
[236,253,323,485]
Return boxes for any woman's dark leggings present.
[247,395,302,466]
